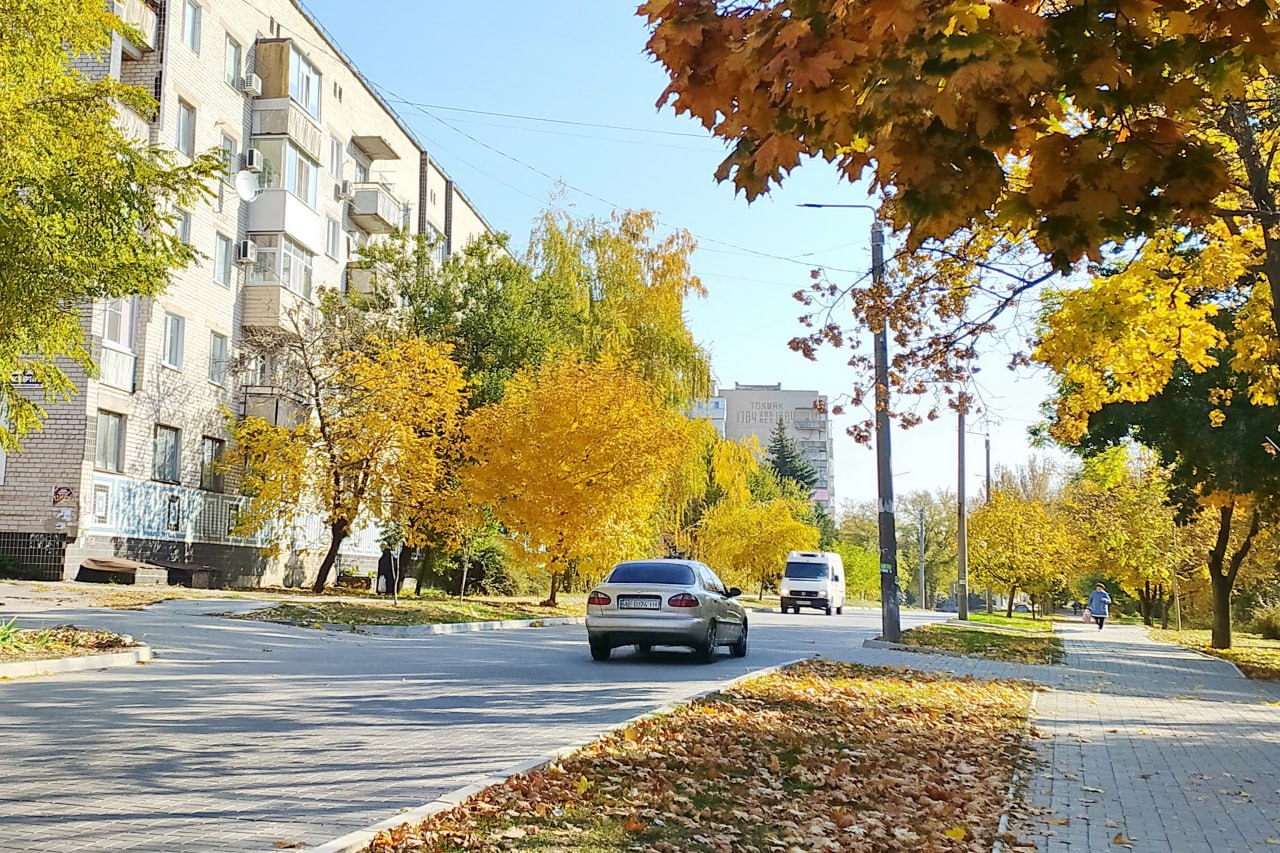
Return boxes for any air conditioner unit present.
[243,148,263,173]
[337,180,354,201]
[236,239,257,265]
[241,73,262,97]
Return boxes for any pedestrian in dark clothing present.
[1086,583,1112,630]
[1072,601,1081,617]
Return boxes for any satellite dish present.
[234,170,260,203]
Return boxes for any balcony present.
[242,384,308,428]
[115,0,157,55]
[112,103,150,144]
[242,283,312,332]
[246,188,324,253]
[351,134,399,161]
[348,183,401,234]
[251,98,323,162]
[345,261,391,296]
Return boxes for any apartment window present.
[162,312,185,370]
[208,332,229,386]
[102,297,136,351]
[288,45,321,118]
[153,425,181,483]
[182,1,200,52]
[281,236,313,297]
[326,219,340,259]
[224,36,241,87]
[219,133,238,179]
[200,437,226,492]
[175,208,191,244]
[213,233,233,286]
[175,99,195,157]
[354,159,369,183]
[253,137,319,208]
[95,411,124,473]
[330,137,344,178]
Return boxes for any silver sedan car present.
[585,559,748,662]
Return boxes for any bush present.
[1252,606,1280,640]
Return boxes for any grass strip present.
[367,659,1031,852]
[1150,627,1280,682]
[0,621,132,663]
[963,612,1053,633]
[900,624,1065,665]
[236,597,582,627]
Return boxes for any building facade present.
[714,383,834,508]
[0,0,493,586]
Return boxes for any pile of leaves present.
[900,624,1065,666]
[0,619,132,662]
[237,597,581,628]
[367,659,1030,852]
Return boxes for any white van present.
[780,551,846,615]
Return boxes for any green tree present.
[0,0,219,449]
[764,418,819,492]
[969,488,1074,618]
[895,490,958,609]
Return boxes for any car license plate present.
[618,597,660,610]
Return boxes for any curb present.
[992,688,1038,853]
[252,616,586,637]
[304,655,814,853]
[0,643,152,680]
[1141,627,1251,680]
[863,637,973,659]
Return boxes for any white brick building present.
[0,0,494,586]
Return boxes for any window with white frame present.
[183,0,200,52]
[162,313,185,369]
[102,297,136,351]
[330,136,343,177]
[224,36,241,87]
[353,159,369,183]
[174,209,191,244]
[208,332,228,385]
[248,234,312,298]
[326,219,340,259]
[214,233,233,286]
[175,99,195,157]
[96,411,124,472]
[153,425,181,484]
[252,137,319,208]
[200,436,226,492]
[219,133,238,180]
[288,45,321,118]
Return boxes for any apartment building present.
[712,383,835,509]
[0,0,494,586]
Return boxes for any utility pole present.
[985,432,993,613]
[872,222,901,641]
[918,505,927,611]
[957,408,969,620]
[797,203,898,640]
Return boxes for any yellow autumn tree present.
[695,497,819,599]
[463,355,699,604]
[969,490,1075,617]
[229,316,466,591]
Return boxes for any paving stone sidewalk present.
[863,619,1280,852]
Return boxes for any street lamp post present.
[798,203,900,642]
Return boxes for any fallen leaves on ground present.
[0,622,132,663]
[899,624,1066,665]
[367,659,1031,852]
[235,597,581,628]
[1149,628,1280,682]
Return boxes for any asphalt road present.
[0,598,940,852]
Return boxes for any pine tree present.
[765,419,819,493]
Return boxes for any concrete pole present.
[872,222,901,642]
[957,409,969,621]
[918,505,927,610]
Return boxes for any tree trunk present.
[545,570,560,606]
[1138,579,1154,626]
[1206,501,1262,650]
[312,520,349,593]
[415,547,438,595]
[1006,585,1016,618]
[1211,574,1233,650]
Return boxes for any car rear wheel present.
[589,639,611,661]
[697,622,718,663]
[637,643,652,655]
[730,622,748,658]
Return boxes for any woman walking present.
[1087,583,1112,631]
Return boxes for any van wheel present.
[825,605,833,616]
[590,640,611,661]
[637,643,652,655]
[836,606,843,615]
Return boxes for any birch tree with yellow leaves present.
[463,355,701,605]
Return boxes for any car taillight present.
[667,593,699,608]
[588,591,611,606]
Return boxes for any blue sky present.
[302,0,1064,504]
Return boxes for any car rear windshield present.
[785,561,829,580]
[608,563,696,585]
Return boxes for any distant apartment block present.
[0,0,494,586]
[698,383,835,509]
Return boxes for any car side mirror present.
[727,587,741,598]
